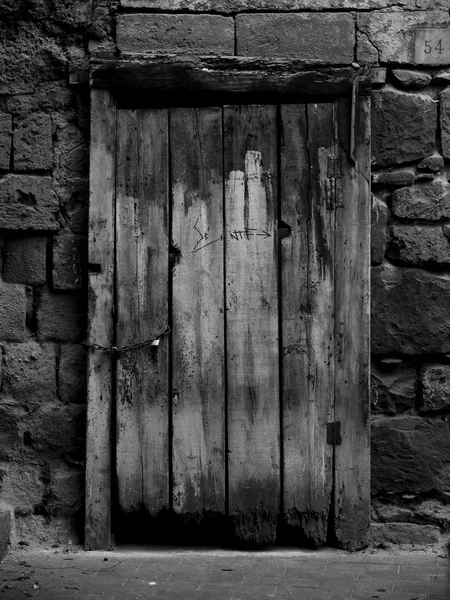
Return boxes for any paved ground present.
[0,546,449,600]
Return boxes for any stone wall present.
[1,0,450,548]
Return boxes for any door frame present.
[85,56,371,551]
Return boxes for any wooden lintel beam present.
[90,56,371,97]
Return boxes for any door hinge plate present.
[327,421,342,445]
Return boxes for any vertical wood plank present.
[85,88,116,550]
[334,95,371,550]
[224,105,280,544]
[171,107,225,517]
[115,109,170,515]
[280,103,336,546]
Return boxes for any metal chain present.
[84,326,171,358]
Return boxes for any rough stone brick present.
[371,265,450,355]
[0,282,27,341]
[433,72,450,85]
[37,291,84,343]
[53,178,88,235]
[415,500,450,530]
[52,234,85,290]
[373,503,413,523]
[391,181,450,221]
[4,82,74,119]
[0,460,47,517]
[117,14,234,55]
[417,155,444,172]
[51,465,84,515]
[371,90,437,167]
[440,88,450,159]
[59,344,86,404]
[391,69,432,89]
[31,403,86,459]
[14,113,53,171]
[0,175,60,230]
[371,416,450,495]
[358,11,449,65]
[356,31,379,66]
[372,170,415,187]
[53,117,88,178]
[0,402,23,461]
[420,364,450,413]
[0,22,66,95]
[0,503,11,561]
[120,1,450,10]
[0,112,12,170]
[371,361,416,415]
[236,13,354,63]
[3,236,47,285]
[2,342,57,405]
[387,225,450,268]
[371,196,387,266]
[370,523,440,546]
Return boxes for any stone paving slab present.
[0,546,448,600]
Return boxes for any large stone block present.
[52,234,85,290]
[371,196,387,265]
[0,175,60,231]
[236,13,354,63]
[358,11,449,65]
[371,361,416,415]
[387,225,450,268]
[3,236,47,285]
[371,265,450,355]
[441,88,450,159]
[117,14,234,55]
[2,342,57,405]
[371,90,437,167]
[391,181,450,221]
[420,364,450,413]
[120,1,450,10]
[36,291,84,343]
[0,283,27,342]
[14,114,53,171]
[59,344,86,404]
[0,112,12,170]
[371,416,450,495]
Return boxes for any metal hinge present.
[327,421,342,445]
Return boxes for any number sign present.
[414,29,450,65]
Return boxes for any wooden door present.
[104,98,369,549]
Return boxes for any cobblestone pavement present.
[0,546,449,600]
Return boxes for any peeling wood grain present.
[171,107,226,516]
[91,57,370,97]
[334,96,371,550]
[85,88,116,550]
[280,103,336,547]
[224,105,280,545]
[115,109,170,514]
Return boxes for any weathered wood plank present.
[333,96,371,550]
[85,88,116,550]
[91,57,370,97]
[171,107,225,516]
[280,103,336,547]
[224,105,280,544]
[115,109,170,515]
